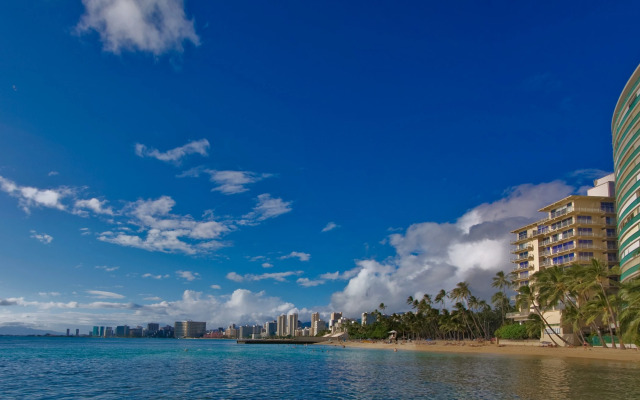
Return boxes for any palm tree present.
[435,289,447,310]
[581,259,626,349]
[515,284,562,346]
[584,293,618,348]
[491,291,510,324]
[492,270,512,296]
[450,282,484,338]
[619,278,640,345]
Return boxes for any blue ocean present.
[1,337,639,399]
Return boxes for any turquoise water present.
[1,337,639,399]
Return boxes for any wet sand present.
[319,340,640,362]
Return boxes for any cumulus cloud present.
[38,292,61,297]
[95,265,119,272]
[86,290,125,299]
[241,194,292,224]
[0,175,71,213]
[74,198,114,216]
[261,262,273,268]
[48,171,59,176]
[280,251,310,262]
[30,230,53,244]
[98,195,230,254]
[210,284,221,290]
[296,278,325,287]
[205,170,272,195]
[76,0,200,55]
[176,270,200,281]
[328,180,575,317]
[135,139,209,164]
[225,271,303,283]
[321,222,339,232]
[142,273,169,279]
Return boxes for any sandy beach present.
[319,340,640,362]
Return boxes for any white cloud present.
[86,290,125,299]
[98,195,230,254]
[321,222,339,232]
[30,230,53,244]
[0,288,300,331]
[225,271,303,283]
[319,268,360,281]
[261,262,273,268]
[144,296,162,301]
[0,175,71,213]
[241,194,292,224]
[95,265,119,272]
[74,198,114,216]
[329,180,575,317]
[76,0,200,56]
[48,171,59,176]
[38,292,61,297]
[80,228,92,236]
[280,251,310,262]
[205,170,272,195]
[135,139,209,164]
[296,278,325,287]
[142,273,169,279]
[176,270,200,281]
[210,284,221,290]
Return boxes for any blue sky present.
[0,1,637,331]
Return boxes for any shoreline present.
[318,340,640,362]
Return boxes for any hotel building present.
[174,321,206,338]
[509,175,617,344]
[287,313,298,336]
[612,63,640,282]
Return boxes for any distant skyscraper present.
[287,313,298,336]
[147,323,159,333]
[264,320,277,336]
[99,326,105,337]
[277,314,287,337]
[329,312,342,329]
[92,326,99,336]
[174,321,206,338]
[75,329,79,337]
[310,312,320,336]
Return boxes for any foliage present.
[495,323,528,340]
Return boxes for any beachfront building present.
[277,314,287,337]
[313,320,327,335]
[508,175,617,345]
[287,313,298,336]
[361,312,376,326]
[310,312,320,336]
[612,63,640,282]
[174,321,206,338]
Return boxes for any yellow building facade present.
[509,177,617,344]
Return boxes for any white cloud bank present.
[321,222,339,232]
[226,271,303,283]
[0,176,71,213]
[77,0,200,55]
[328,180,575,317]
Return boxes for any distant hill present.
[0,324,63,336]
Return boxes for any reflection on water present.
[1,337,639,399]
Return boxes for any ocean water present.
[1,337,639,399]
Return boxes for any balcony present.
[506,311,532,320]
[511,243,533,253]
[512,264,534,273]
[510,254,534,262]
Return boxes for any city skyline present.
[1,1,638,331]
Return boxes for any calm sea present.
[1,337,638,399]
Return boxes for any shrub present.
[495,323,528,340]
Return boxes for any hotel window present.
[577,215,592,224]
[519,261,528,269]
[601,202,614,213]
[578,239,593,248]
[579,252,594,259]
[608,253,618,262]
[518,231,527,240]
[606,229,616,237]
[578,227,592,235]
[519,271,529,278]
[605,216,616,225]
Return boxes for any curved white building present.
[612,64,640,282]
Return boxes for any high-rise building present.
[287,313,298,336]
[277,314,287,337]
[329,312,342,330]
[310,312,320,336]
[313,320,327,335]
[264,320,277,336]
[92,326,99,336]
[361,312,376,326]
[147,323,159,333]
[174,321,206,338]
[99,326,105,337]
[115,325,130,337]
[612,64,640,282]
[508,175,617,344]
